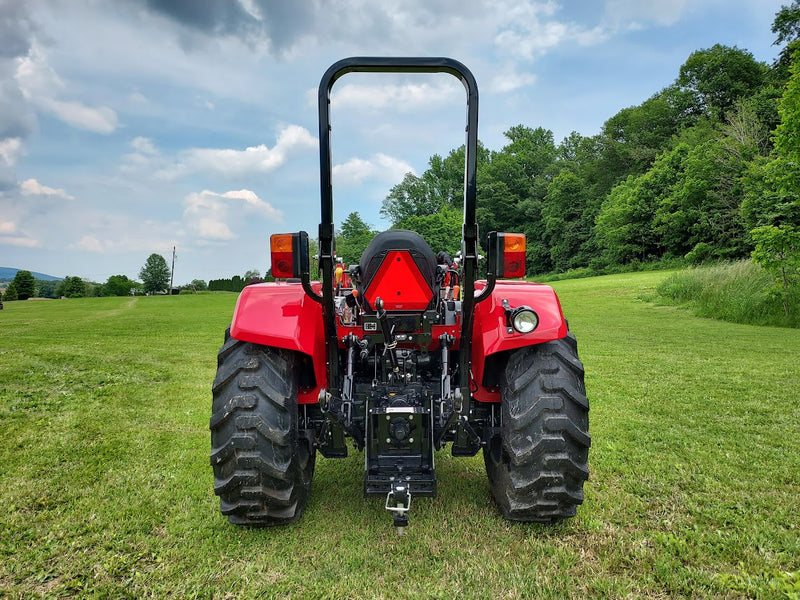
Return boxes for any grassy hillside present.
[1,275,798,598]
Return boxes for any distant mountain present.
[0,267,63,282]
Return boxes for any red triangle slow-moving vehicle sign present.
[364,250,433,311]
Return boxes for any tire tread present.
[485,333,590,522]
[210,333,314,526]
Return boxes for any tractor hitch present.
[385,481,412,533]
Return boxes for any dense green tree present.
[542,170,597,270]
[601,86,700,176]
[35,279,59,298]
[677,44,768,119]
[476,176,517,240]
[68,277,88,298]
[305,238,320,280]
[381,144,490,225]
[742,156,800,229]
[487,126,557,201]
[772,1,800,80]
[381,172,438,223]
[396,206,462,258]
[517,197,553,274]
[773,1,800,48]
[208,277,246,292]
[139,254,170,294]
[190,279,207,291]
[336,212,377,265]
[655,140,749,260]
[745,86,783,137]
[751,225,800,316]
[773,53,800,165]
[742,49,800,230]
[11,270,35,300]
[4,282,18,301]
[556,133,623,205]
[556,131,585,163]
[420,147,475,209]
[102,274,137,297]
[476,126,559,273]
[596,145,689,264]
[56,276,88,298]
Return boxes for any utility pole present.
[170,246,176,294]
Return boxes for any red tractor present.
[211,57,589,529]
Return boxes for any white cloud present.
[131,136,158,155]
[489,68,537,94]
[0,221,16,234]
[174,124,316,177]
[14,43,118,134]
[122,137,164,172]
[65,215,182,254]
[333,153,414,187]
[183,189,283,242]
[220,189,283,220]
[332,157,372,187]
[0,138,23,166]
[237,0,264,21]
[329,81,462,112]
[40,98,117,134]
[183,193,235,241]
[493,0,608,60]
[124,130,314,181]
[19,178,74,200]
[75,234,106,252]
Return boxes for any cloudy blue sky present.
[0,0,786,284]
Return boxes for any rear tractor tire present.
[484,333,590,522]
[210,333,315,526]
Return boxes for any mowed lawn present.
[0,272,798,599]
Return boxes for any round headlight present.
[511,307,538,334]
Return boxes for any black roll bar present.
[317,57,480,401]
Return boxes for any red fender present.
[230,282,326,404]
[470,281,568,402]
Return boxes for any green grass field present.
[1,272,798,599]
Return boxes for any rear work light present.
[270,232,303,279]
[501,299,539,335]
[488,232,526,279]
[511,306,538,333]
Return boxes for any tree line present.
[335,3,800,280]
[208,270,266,292]
[0,256,266,301]
[1,270,145,300]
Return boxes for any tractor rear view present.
[210,57,589,529]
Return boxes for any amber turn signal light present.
[497,232,525,278]
[270,233,300,279]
